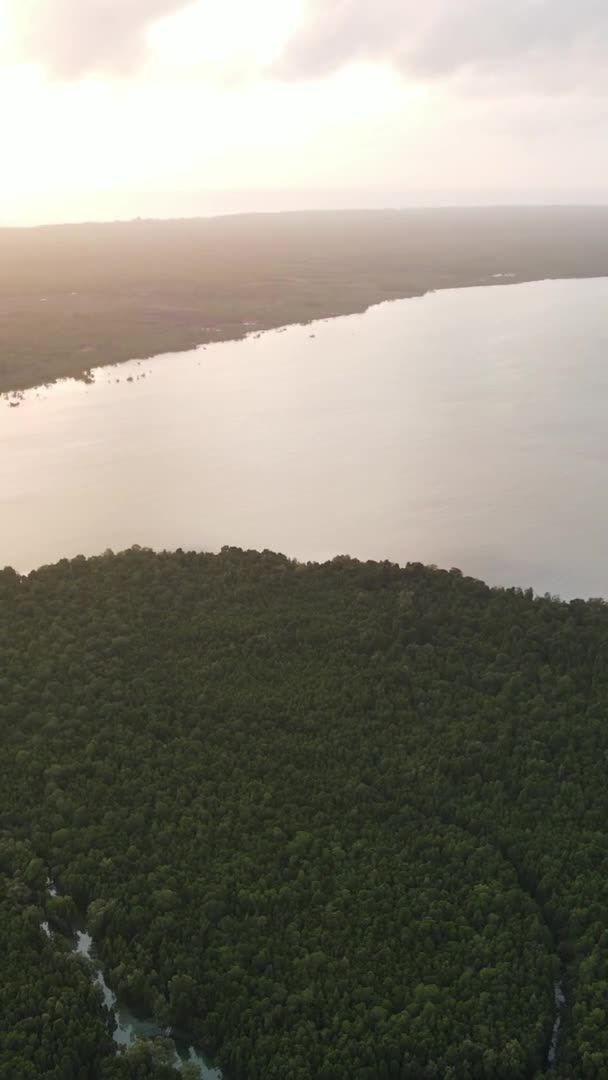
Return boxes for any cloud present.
[275,0,608,93]
[14,0,190,78]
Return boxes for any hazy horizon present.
[2,1,607,226]
[4,191,608,230]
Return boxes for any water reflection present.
[3,278,608,599]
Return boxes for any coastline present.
[1,272,603,401]
[2,207,608,396]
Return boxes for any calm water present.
[3,277,608,598]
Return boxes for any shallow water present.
[42,878,220,1077]
[74,929,221,1078]
[3,277,608,598]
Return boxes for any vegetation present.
[2,546,608,1077]
[3,207,608,393]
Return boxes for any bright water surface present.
[3,277,608,598]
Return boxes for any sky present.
[1,0,607,224]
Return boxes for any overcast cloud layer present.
[2,0,608,224]
[10,0,608,89]
[277,0,608,93]
[16,0,188,77]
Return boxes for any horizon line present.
[4,202,608,232]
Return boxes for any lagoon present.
[3,277,608,599]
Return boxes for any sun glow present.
[146,0,306,76]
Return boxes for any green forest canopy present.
[2,546,608,1079]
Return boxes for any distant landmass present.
[2,206,608,394]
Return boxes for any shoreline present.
[3,207,608,396]
[2,270,603,401]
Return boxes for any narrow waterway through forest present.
[44,882,221,1079]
